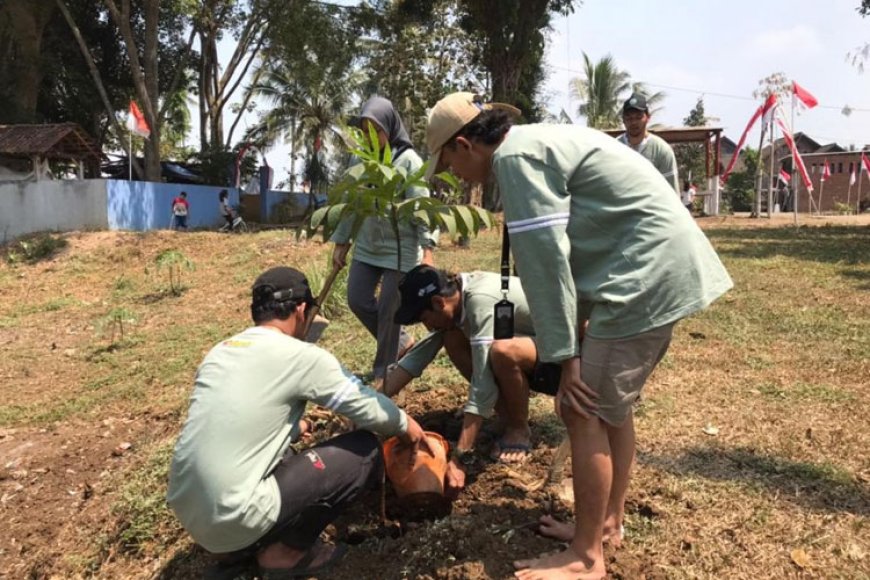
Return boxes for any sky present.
[544,0,870,146]
[207,0,870,187]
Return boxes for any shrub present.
[4,233,68,264]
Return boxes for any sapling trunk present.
[390,206,401,274]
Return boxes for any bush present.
[4,233,68,264]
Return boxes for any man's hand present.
[556,357,598,420]
[445,459,466,498]
[332,243,351,269]
[397,416,434,467]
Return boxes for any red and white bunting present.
[862,152,870,174]
[761,93,778,126]
[774,117,813,191]
[850,169,857,186]
[721,106,763,184]
[821,160,831,182]
[779,167,791,184]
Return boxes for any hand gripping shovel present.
[303,263,342,343]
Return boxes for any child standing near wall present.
[172,191,190,231]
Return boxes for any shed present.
[0,123,101,180]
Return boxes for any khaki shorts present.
[579,323,674,426]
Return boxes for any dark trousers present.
[228,430,382,557]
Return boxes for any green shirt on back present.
[493,125,732,363]
[166,326,407,553]
[331,148,436,272]
[617,131,680,193]
[398,272,534,418]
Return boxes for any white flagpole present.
[129,131,132,181]
[768,115,776,218]
[791,94,798,225]
[819,167,825,216]
[847,172,853,210]
[858,162,864,215]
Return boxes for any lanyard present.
[501,224,510,294]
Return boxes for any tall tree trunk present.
[1,1,55,121]
[55,0,144,177]
[104,0,163,182]
[143,0,160,180]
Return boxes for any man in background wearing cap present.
[387,266,560,494]
[424,92,732,579]
[617,92,680,193]
[167,266,429,579]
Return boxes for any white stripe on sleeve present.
[507,212,570,234]
[469,336,493,346]
[325,378,360,410]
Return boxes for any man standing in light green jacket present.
[425,92,733,580]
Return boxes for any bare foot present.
[492,427,532,463]
[513,546,605,580]
[537,515,624,547]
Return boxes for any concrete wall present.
[262,190,326,222]
[107,181,239,231]
[0,179,108,242]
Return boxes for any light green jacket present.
[494,125,733,362]
[167,327,407,553]
[331,149,436,272]
[398,272,534,418]
[618,132,680,193]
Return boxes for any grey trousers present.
[347,260,413,378]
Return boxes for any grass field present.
[0,215,867,579]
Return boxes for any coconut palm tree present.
[244,60,357,189]
[569,52,666,129]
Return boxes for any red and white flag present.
[761,93,778,126]
[792,81,818,110]
[775,117,813,191]
[821,160,831,182]
[862,152,870,174]
[128,101,151,138]
[779,167,791,184]
[850,168,857,186]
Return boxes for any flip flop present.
[203,559,254,580]
[259,542,348,579]
[490,438,532,463]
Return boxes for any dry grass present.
[0,215,867,579]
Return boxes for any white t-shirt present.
[681,186,696,206]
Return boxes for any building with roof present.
[0,123,101,181]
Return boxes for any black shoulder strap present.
[501,224,510,293]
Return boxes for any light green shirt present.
[167,326,407,553]
[397,272,535,418]
[493,125,733,362]
[331,149,436,272]
[618,131,680,193]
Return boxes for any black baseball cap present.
[623,93,649,114]
[251,266,314,309]
[394,265,448,325]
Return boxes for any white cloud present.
[749,25,822,57]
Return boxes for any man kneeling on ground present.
[167,266,429,579]
[387,265,564,495]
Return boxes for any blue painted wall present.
[107,181,240,231]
